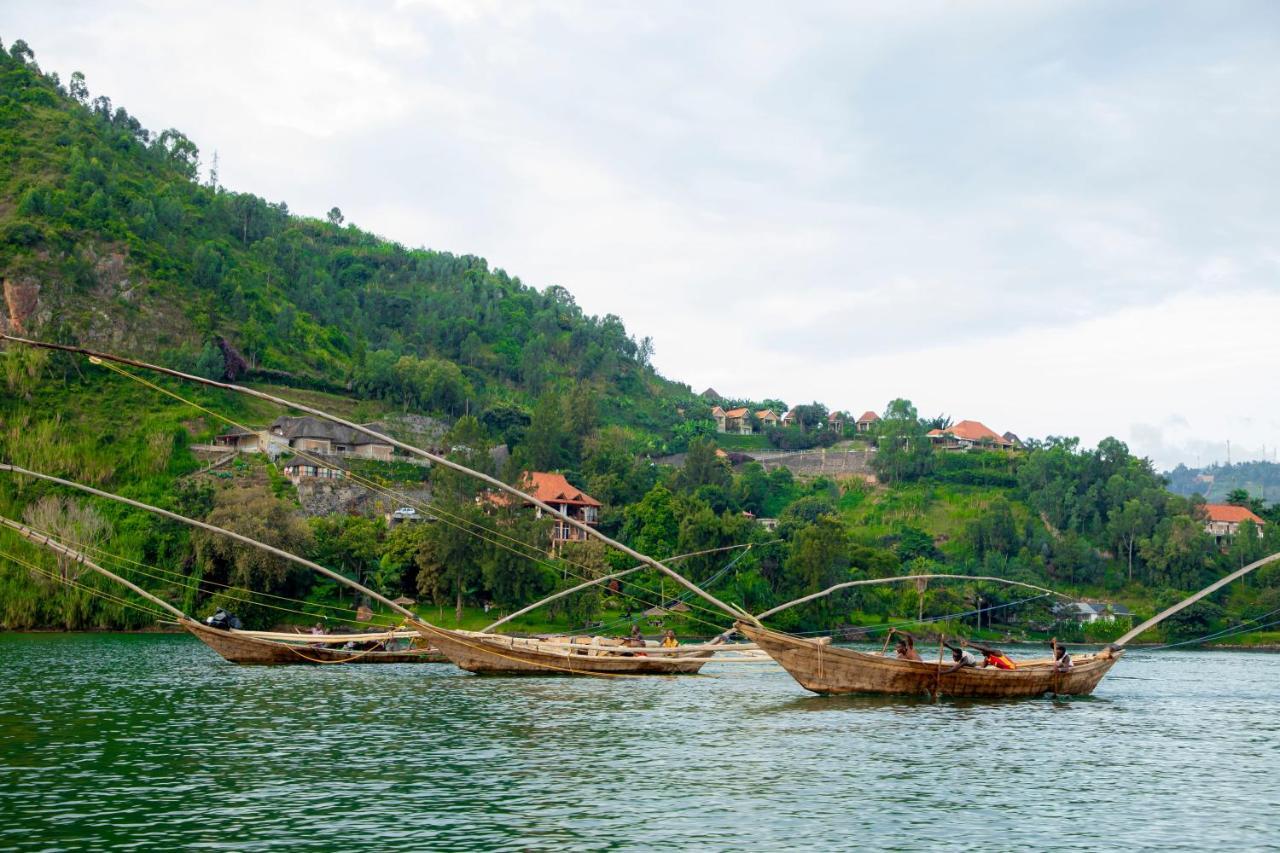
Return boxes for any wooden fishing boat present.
[184,619,446,665]
[737,622,1121,698]
[0,515,448,666]
[413,623,721,676]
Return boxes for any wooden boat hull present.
[415,622,713,676]
[737,622,1121,698]
[184,619,448,665]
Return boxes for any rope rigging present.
[83,357,747,632]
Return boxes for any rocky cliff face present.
[296,479,433,518]
[1,243,195,351]
[2,274,43,334]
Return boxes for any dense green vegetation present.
[0,41,703,440]
[2,40,1278,647]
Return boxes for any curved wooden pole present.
[481,541,758,633]
[0,515,188,620]
[1114,550,1280,646]
[482,566,646,633]
[755,574,1061,621]
[0,334,754,625]
[0,463,420,624]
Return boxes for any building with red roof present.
[927,420,1015,450]
[710,405,752,434]
[1202,503,1266,541]
[756,409,781,429]
[486,472,601,545]
[855,411,880,433]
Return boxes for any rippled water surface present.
[2,634,1279,851]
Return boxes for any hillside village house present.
[711,406,753,435]
[926,420,1015,450]
[855,411,880,432]
[487,472,602,545]
[1053,600,1133,623]
[827,411,847,432]
[216,416,395,459]
[282,457,346,485]
[523,472,601,544]
[756,409,781,429]
[1202,504,1266,541]
[781,408,799,428]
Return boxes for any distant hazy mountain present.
[1164,460,1280,505]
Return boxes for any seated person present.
[661,629,679,648]
[626,624,648,656]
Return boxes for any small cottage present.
[1202,504,1266,541]
[855,411,880,433]
[756,409,781,429]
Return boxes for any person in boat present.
[626,625,648,656]
[661,629,679,649]
[941,641,980,674]
[968,641,1017,670]
[896,630,923,661]
[894,638,923,662]
[1051,639,1074,673]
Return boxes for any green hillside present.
[2,40,1279,648]
[0,41,695,442]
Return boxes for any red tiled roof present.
[756,409,779,419]
[520,472,601,507]
[857,411,880,423]
[941,420,1012,446]
[1203,504,1266,525]
[723,407,750,418]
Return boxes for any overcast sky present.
[7,1,1280,470]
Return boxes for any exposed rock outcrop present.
[296,480,433,518]
[2,275,43,334]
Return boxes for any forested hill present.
[1165,461,1280,505]
[0,42,690,438]
[3,40,1280,646]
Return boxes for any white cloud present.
[6,0,1279,468]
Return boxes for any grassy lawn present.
[714,433,772,451]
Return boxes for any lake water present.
[1,633,1278,851]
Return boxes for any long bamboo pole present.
[0,463,420,623]
[1113,550,1280,646]
[482,566,646,632]
[755,574,1061,621]
[482,542,756,632]
[0,334,754,625]
[0,515,188,620]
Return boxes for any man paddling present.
[894,633,923,662]
[1051,638,1074,673]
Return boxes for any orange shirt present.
[985,653,1016,670]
